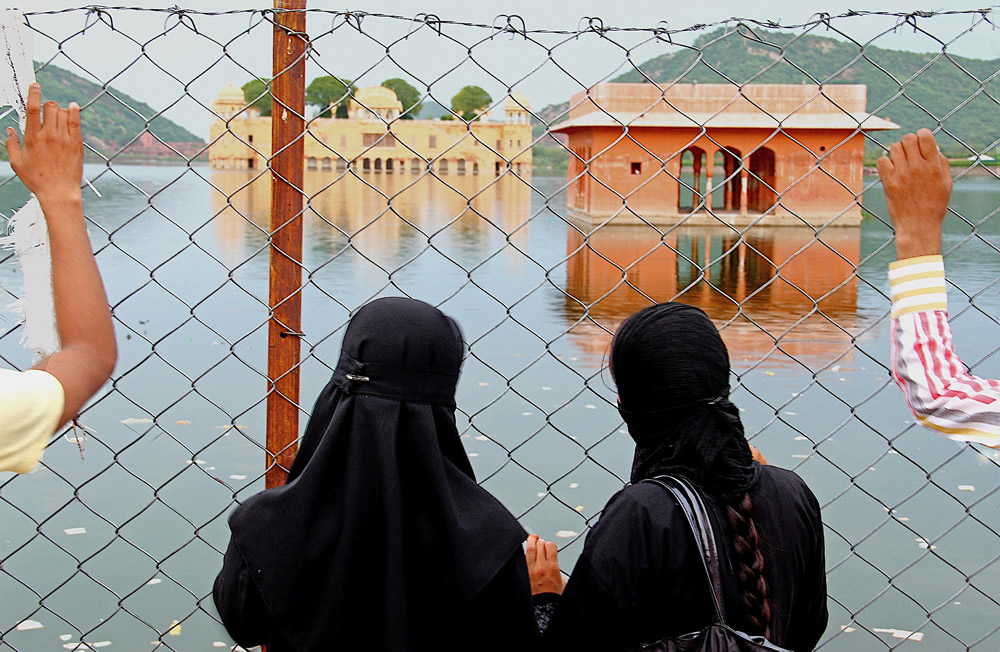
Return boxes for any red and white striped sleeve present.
[890,255,1000,447]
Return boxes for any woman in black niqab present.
[538,302,828,651]
[213,297,535,652]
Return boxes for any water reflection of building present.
[563,224,860,368]
[209,85,532,177]
[552,83,897,227]
[209,171,532,270]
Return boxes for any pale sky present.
[14,1,1000,139]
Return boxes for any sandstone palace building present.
[209,84,533,178]
[551,83,897,226]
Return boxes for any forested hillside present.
[1,63,202,160]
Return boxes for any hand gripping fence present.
[1,5,998,650]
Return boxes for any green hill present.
[614,27,997,155]
[532,28,998,172]
[2,62,202,159]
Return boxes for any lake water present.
[1,164,998,650]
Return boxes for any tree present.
[306,76,356,118]
[242,79,271,117]
[450,85,492,121]
[381,78,422,119]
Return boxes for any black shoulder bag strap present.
[642,475,727,626]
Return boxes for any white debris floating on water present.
[958,485,975,492]
[146,578,162,585]
[15,619,42,631]
[873,628,924,642]
[63,528,86,536]
[229,475,247,481]
[555,530,578,538]
[120,417,153,426]
[568,483,579,489]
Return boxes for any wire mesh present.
[1,6,999,651]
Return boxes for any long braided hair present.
[722,491,772,637]
[610,302,771,637]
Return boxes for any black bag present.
[634,475,792,652]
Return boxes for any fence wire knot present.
[492,14,527,40]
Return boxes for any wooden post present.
[266,0,307,488]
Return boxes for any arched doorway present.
[678,146,707,212]
[748,147,777,214]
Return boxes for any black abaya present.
[539,465,828,651]
[212,298,534,651]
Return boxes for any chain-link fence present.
[1,5,999,650]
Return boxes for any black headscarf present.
[610,302,758,494]
[227,297,527,651]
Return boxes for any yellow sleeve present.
[0,369,65,474]
[888,255,947,318]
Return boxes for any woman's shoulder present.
[752,464,824,536]
[755,464,820,504]
[590,482,686,537]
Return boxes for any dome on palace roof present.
[354,86,403,111]
[217,83,246,104]
[505,90,531,111]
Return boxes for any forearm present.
[890,256,1000,446]
[894,225,942,260]
[33,194,116,424]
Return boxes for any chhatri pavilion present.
[551,83,898,226]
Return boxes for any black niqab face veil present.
[227,297,526,651]
[611,302,758,494]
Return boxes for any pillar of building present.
[740,169,749,216]
[692,152,702,208]
[723,156,734,210]
[705,151,714,212]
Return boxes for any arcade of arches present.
[678,146,777,215]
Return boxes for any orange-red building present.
[552,83,897,227]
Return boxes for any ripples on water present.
[0,164,998,649]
